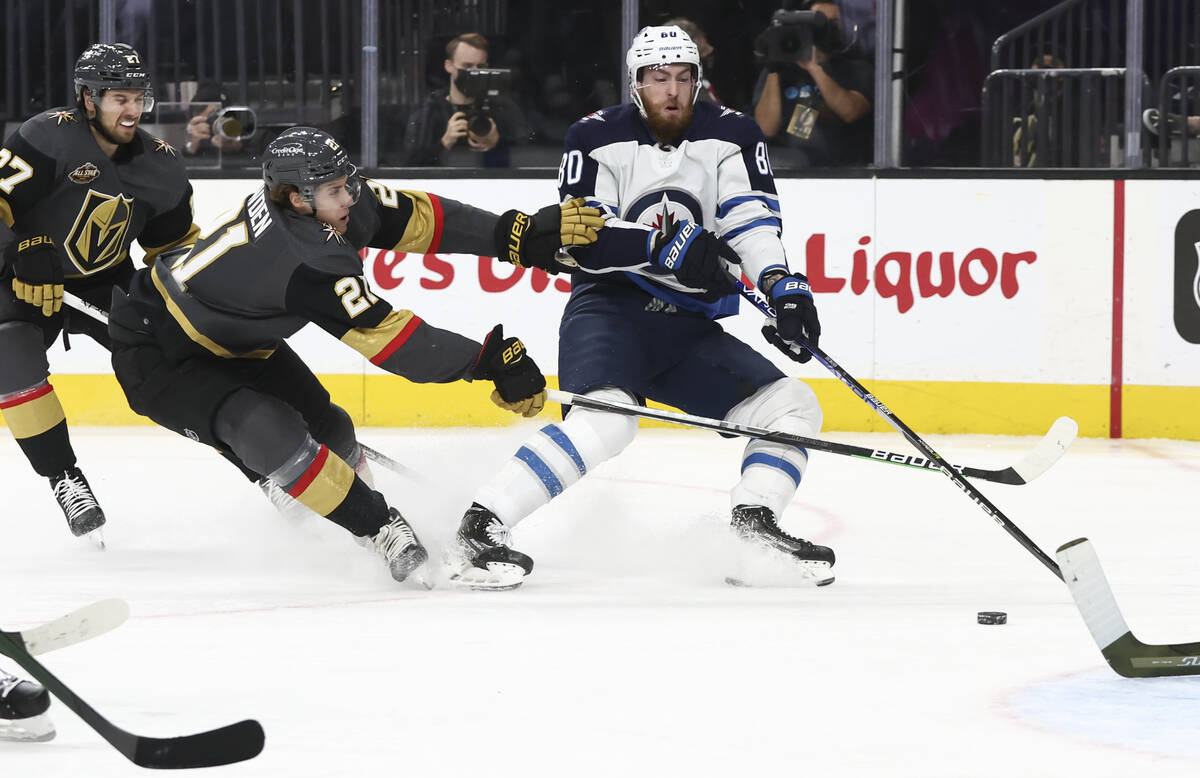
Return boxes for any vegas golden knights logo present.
[65,190,134,274]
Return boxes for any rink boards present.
[12,176,1200,439]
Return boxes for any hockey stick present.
[10,598,130,656]
[731,280,1063,578]
[546,388,1075,485]
[1056,538,1200,677]
[0,626,265,768]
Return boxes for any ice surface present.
[2,423,1198,776]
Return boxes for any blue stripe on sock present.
[741,452,804,487]
[516,446,563,497]
[541,424,586,476]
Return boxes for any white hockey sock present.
[475,388,638,526]
[726,378,823,518]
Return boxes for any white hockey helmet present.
[626,25,702,116]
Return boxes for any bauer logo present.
[1174,209,1200,344]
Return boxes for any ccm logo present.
[664,221,697,269]
[506,212,529,266]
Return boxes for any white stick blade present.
[21,598,131,656]
[1012,416,1078,483]
[1056,538,1130,650]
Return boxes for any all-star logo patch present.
[48,110,77,125]
[154,138,177,156]
[322,222,346,245]
[68,162,101,184]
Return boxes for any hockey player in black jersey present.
[108,126,602,583]
[0,43,200,540]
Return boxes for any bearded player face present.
[637,63,696,145]
[86,89,148,146]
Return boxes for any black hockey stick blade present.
[127,719,266,770]
[1056,538,1200,678]
[546,389,1073,485]
[0,628,265,768]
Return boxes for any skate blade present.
[447,561,527,591]
[85,528,106,550]
[725,573,835,588]
[0,713,56,742]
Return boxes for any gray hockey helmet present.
[74,43,155,110]
[262,127,361,207]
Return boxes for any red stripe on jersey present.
[370,315,424,366]
[289,445,330,498]
[0,383,54,409]
[427,193,445,252]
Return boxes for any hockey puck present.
[977,611,1007,625]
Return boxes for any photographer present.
[398,32,532,167]
[184,82,244,157]
[752,1,873,167]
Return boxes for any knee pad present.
[309,401,358,464]
[213,388,310,477]
[727,378,824,517]
[555,387,640,469]
[725,377,823,436]
[0,322,51,395]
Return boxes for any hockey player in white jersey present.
[449,25,831,589]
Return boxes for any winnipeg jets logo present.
[154,138,177,156]
[48,110,77,125]
[628,190,701,235]
[321,222,346,245]
[719,107,742,118]
[580,110,607,123]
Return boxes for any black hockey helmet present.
[74,43,155,110]
[262,127,361,207]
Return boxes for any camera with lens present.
[208,105,257,142]
[453,68,512,137]
[755,4,832,66]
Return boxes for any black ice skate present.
[0,668,54,742]
[448,503,533,590]
[728,504,835,587]
[372,508,428,583]
[49,467,106,538]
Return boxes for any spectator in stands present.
[183,81,244,158]
[664,17,722,104]
[751,1,873,167]
[1011,53,1065,166]
[399,32,532,167]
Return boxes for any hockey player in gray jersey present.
[108,126,602,583]
[0,43,200,540]
[449,26,832,590]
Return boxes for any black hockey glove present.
[471,324,547,418]
[762,273,820,364]
[648,220,741,302]
[10,235,64,317]
[494,197,605,274]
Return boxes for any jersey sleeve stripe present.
[721,216,782,241]
[391,191,445,253]
[339,310,424,365]
[717,194,780,220]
